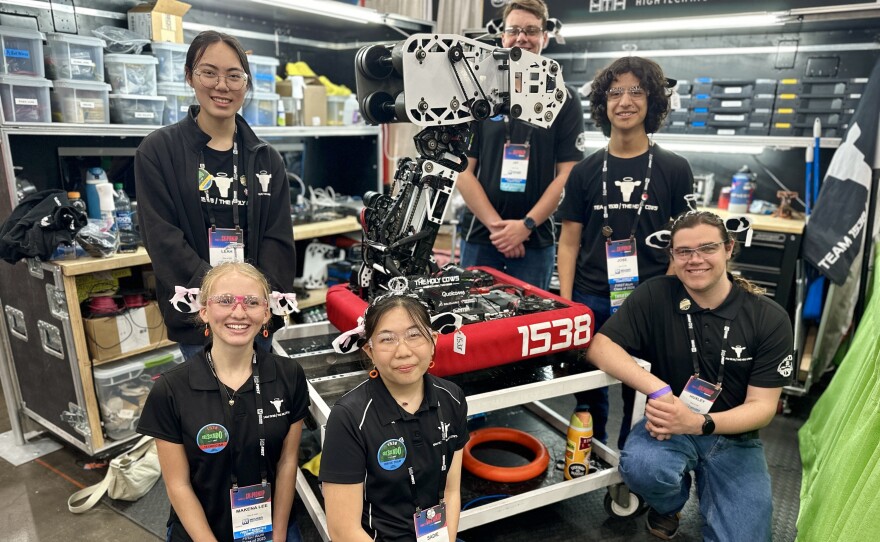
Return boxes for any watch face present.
[524,217,536,230]
[702,415,715,435]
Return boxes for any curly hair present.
[590,56,670,136]
[669,211,766,296]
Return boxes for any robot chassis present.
[352,34,568,300]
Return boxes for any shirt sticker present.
[777,355,793,378]
[256,171,271,193]
[377,438,407,471]
[197,423,230,454]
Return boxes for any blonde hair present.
[199,262,270,302]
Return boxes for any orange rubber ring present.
[463,427,549,483]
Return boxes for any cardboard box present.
[303,80,327,126]
[83,301,167,363]
[128,0,191,43]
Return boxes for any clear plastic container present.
[327,95,345,126]
[104,53,158,95]
[93,346,183,440]
[45,33,106,81]
[0,74,52,122]
[247,54,280,94]
[241,92,279,126]
[0,26,45,77]
[109,93,166,125]
[151,41,189,84]
[157,82,193,124]
[50,79,111,123]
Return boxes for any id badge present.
[209,228,245,266]
[230,482,272,541]
[414,502,449,542]
[500,143,530,193]
[679,375,722,415]
[606,238,639,314]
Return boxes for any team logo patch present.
[575,131,587,152]
[777,355,794,378]
[731,345,746,358]
[197,423,229,453]
[679,298,691,311]
[257,171,271,193]
[377,438,407,471]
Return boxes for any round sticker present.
[377,438,407,471]
[197,423,229,454]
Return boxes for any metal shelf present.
[0,122,380,139]
[580,131,841,150]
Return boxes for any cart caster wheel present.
[604,489,644,519]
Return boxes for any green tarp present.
[797,247,880,541]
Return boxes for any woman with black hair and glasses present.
[135,30,295,362]
[320,294,470,542]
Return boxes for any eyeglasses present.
[207,294,268,311]
[369,329,429,352]
[193,69,249,90]
[606,86,647,101]
[671,242,725,261]
[503,25,544,37]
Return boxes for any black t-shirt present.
[319,374,469,542]
[200,145,250,255]
[600,275,793,412]
[461,85,585,248]
[137,349,310,542]
[557,144,692,296]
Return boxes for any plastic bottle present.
[563,411,593,480]
[67,191,87,216]
[342,94,359,126]
[85,167,109,220]
[96,182,119,255]
[113,183,137,253]
[277,98,286,127]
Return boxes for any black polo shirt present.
[138,348,309,542]
[320,374,469,542]
[600,275,793,412]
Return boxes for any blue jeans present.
[166,518,302,541]
[459,240,554,291]
[620,418,772,542]
[179,332,274,361]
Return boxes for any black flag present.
[803,59,879,285]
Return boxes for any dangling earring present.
[262,325,269,338]
[369,369,379,379]
[204,324,210,337]
[428,361,436,369]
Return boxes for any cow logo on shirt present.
[263,397,289,420]
[377,438,407,471]
[615,176,642,203]
[197,423,229,454]
[256,171,271,195]
[731,345,746,358]
[777,355,794,378]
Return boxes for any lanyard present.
[684,314,731,388]
[504,116,533,146]
[200,132,242,229]
[391,398,449,512]
[600,141,654,239]
[207,350,268,489]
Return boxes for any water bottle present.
[67,191,87,216]
[113,183,138,253]
[85,167,109,220]
[342,94,359,126]
[96,182,119,256]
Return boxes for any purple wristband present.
[648,385,672,399]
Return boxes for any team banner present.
[803,57,880,286]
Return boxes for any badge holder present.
[230,482,273,541]
[606,237,639,314]
[414,502,449,542]
[209,227,245,266]
[499,143,530,193]
[680,376,721,415]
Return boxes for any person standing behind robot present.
[135,31,295,361]
[557,57,693,448]
[457,0,585,290]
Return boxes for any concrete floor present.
[0,386,158,542]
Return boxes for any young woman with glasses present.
[320,294,470,542]
[135,30,295,362]
[138,262,309,542]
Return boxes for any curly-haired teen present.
[557,56,693,448]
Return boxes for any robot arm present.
[353,34,568,298]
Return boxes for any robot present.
[352,34,569,299]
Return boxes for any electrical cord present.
[751,155,807,208]
[462,494,510,510]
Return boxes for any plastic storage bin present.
[0,75,52,122]
[0,26,45,77]
[241,92,279,126]
[93,346,183,440]
[157,82,193,124]
[151,41,189,84]
[105,53,158,95]
[247,54,280,94]
[45,33,106,81]
[51,79,111,123]
[109,94,166,125]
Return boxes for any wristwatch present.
[523,216,537,231]
[701,413,716,435]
